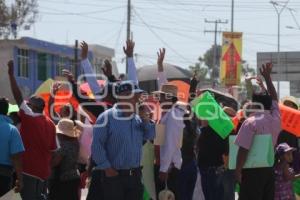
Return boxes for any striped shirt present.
[92,105,155,170]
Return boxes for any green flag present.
[191,91,234,139]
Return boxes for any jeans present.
[239,167,274,200]
[0,175,12,197]
[179,160,198,200]
[199,166,224,200]
[101,172,143,200]
[48,178,80,200]
[222,170,236,200]
[20,174,46,200]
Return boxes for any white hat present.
[281,96,299,109]
[153,84,178,98]
[56,119,83,138]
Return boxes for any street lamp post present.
[270,0,289,99]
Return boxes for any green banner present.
[191,91,234,139]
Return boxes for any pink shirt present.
[235,101,281,150]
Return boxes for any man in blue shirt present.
[0,98,24,197]
[92,81,155,200]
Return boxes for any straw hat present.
[223,106,237,118]
[281,96,299,109]
[152,84,178,98]
[56,119,83,138]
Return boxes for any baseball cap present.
[276,143,296,156]
[115,81,144,95]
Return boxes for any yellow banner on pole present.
[220,32,243,86]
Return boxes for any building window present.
[17,49,29,78]
[37,53,49,81]
[56,57,66,76]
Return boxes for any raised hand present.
[260,62,272,79]
[260,62,278,101]
[8,60,14,76]
[256,76,266,91]
[51,82,62,94]
[123,40,135,57]
[157,48,166,72]
[102,59,113,77]
[80,41,89,60]
[62,69,74,83]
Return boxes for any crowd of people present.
[0,39,300,200]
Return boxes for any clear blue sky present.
[19,0,300,74]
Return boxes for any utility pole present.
[231,0,234,32]
[270,0,290,98]
[126,0,131,74]
[230,0,235,88]
[74,40,78,78]
[204,19,228,86]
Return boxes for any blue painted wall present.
[13,37,93,95]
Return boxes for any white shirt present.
[157,71,185,172]
[160,106,185,172]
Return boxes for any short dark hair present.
[0,98,9,115]
[252,92,272,110]
[172,96,178,104]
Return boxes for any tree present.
[189,45,221,81]
[189,56,209,81]
[0,0,38,39]
[203,45,222,70]
[190,45,255,83]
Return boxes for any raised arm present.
[260,63,278,102]
[102,59,117,82]
[8,60,23,106]
[80,41,103,96]
[157,48,167,88]
[245,76,267,100]
[123,40,138,84]
[62,69,101,121]
[48,82,61,121]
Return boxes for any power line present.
[115,13,126,50]
[133,8,194,65]
[288,8,300,29]
[39,6,125,16]
[204,19,228,84]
